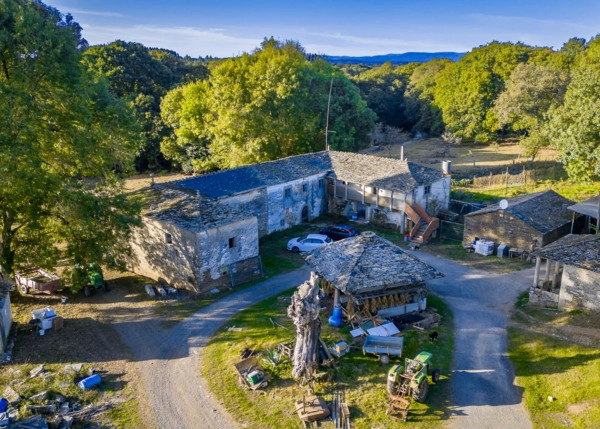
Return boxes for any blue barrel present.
[77,374,101,390]
[328,306,343,328]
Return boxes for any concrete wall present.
[463,211,543,249]
[414,177,451,215]
[129,216,259,293]
[266,174,327,234]
[558,265,600,311]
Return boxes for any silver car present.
[286,233,332,252]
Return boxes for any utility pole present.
[325,78,333,152]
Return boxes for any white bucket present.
[39,329,45,336]
[61,297,67,304]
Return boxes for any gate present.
[229,256,264,287]
[439,220,464,242]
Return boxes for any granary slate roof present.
[134,185,250,232]
[171,151,445,199]
[568,195,600,219]
[464,190,574,234]
[531,234,600,274]
[303,232,444,295]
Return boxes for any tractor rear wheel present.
[432,369,441,383]
[413,377,429,402]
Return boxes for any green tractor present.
[71,263,109,297]
[387,351,441,403]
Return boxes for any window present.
[165,233,172,244]
[424,185,431,195]
[280,219,286,227]
[318,179,324,189]
[302,183,308,192]
[284,187,292,198]
[228,237,236,248]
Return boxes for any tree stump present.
[287,271,321,380]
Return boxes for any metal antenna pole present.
[325,78,333,152]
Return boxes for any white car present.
[287,234,332,253]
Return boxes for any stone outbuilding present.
[303,231,444,319]
[172,150,450,243]
[463,190,579,252]
[128,185,260,293]
[529,234,600,311]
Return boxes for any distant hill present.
[322,52,465,65]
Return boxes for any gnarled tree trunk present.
[287,271,321,380]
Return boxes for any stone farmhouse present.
[130,150,450,293]
[530,234,600,311]
[463,190,581,252]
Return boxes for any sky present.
[46,1,600,58]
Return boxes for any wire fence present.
[455,164,566,191]
[439,220,464,242]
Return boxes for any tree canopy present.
[160,39,376,172]
[0,0,141,277]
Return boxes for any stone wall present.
[129,216,259,294]
[463,211,543,249]
[558,265,600,311]
[220,189,269,237]
[266,174,326,234]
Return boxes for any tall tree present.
[494,62,567,159]
[0,0,141,276]
[544,37,600,180]
[161,39,375,171]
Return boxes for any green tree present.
[434,42,536,141]
[161,39,375,171]
[0,0,141,277]
[544,37,600,180]
[494,62,567,159]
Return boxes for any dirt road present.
[114,265,312,429]
[116,252,533,428]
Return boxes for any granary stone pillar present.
[553,262,562,289]
[544,259,551,287]
[533,257,541,287]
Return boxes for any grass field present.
[201,291,453,429]
[508,298,600,429]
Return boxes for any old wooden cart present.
[234,356,268,390]
[15,268,60,295]
[363,335,404,364]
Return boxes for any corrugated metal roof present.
[568,195,600,219]
[465,190,574,234]
[171,151,445,198]
[303,232,444,295]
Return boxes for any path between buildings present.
[116,253,534,429]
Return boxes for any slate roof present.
[134,185,250,232]
[303,232,444,295]
[171,151,445,199]
[531,234,600,273]
[464,190,574,234]
[568,195,600,218]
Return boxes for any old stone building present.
[172,150,450,241]
[129,186,260,293]
[463,190,579,251]
[303,231,444,318]
[530,234,600,311]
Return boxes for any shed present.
[530,234,600,311]
[463,190,578,252]
[568,194,600,234]
[303,232,444,317]
[0,282,13,354]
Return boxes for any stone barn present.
[530,234,600,311]
[302,231,444,320]
[129,186,260,293]
[463,190,578,251]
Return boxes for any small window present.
[228,237,236,248]
[284,187,292,198]
[424,185,431,195]
[280,219,285,227]
[165,233,172,244]
[302,183,308,192]
[318,179,324,189]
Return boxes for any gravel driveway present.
[117,252,533,428]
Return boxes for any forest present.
[1,0,600,276]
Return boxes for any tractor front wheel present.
[413,377,429,402]
[432,369,441,383]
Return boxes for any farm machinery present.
[70,263,109,296]
[385,351,441,421]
